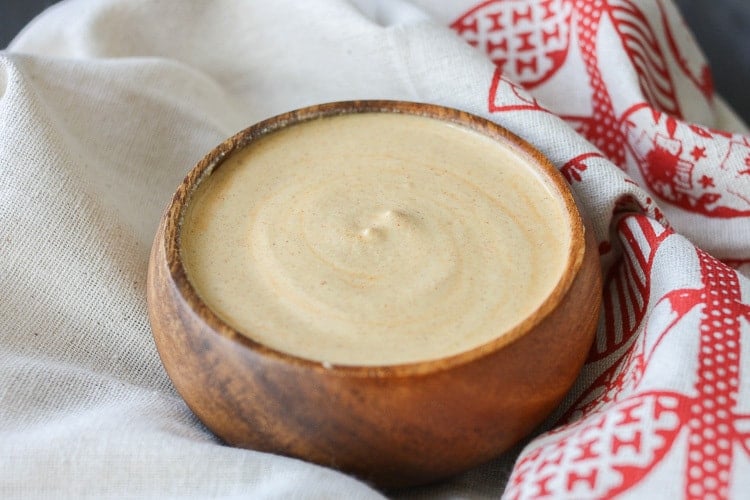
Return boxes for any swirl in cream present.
[181,112,571,366]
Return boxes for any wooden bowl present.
[147,101,602,488]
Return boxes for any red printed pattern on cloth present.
[449,1,750,497]
[503,215,750,498]
[450,0,573,88]
[451,0,750,220]
[623,103,750,216]
[452,0,685,165]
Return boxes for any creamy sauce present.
[181,113,571,366]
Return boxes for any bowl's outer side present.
[147,210,602,488]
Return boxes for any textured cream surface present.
[181,113,570,365]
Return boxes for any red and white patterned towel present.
[429,1,750,498]
[1,1,748,498]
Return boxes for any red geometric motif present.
[449,1,750,497]
[487,68,551,113]
[452,0,748,220]
[563,0,626,164]
[503,214,750,498]
[682,251,748,499]
[605,0,682,118]
[450,0,573,88]
[505,392,683,499]
[452,0,687,167]
[588,216,669,366]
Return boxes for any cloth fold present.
[1,1,748,498]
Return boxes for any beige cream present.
[181,112,571,366]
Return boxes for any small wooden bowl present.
[147,101,602,488]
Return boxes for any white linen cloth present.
[2,1,749,498]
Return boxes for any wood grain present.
[147,101,602,488]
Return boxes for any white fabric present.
[2,1,749,498]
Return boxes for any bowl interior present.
[164,100,585,373]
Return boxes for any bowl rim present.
[160,100,587,377]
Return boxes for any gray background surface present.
[2,1,748,123]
